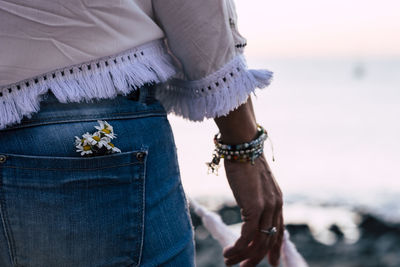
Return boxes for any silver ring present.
[259,226,277,236]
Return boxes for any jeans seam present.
[178,183,192,227]
[19,110,166,123]
[134,147,148,267]
[0,112,167,132]
[2,162,141,172]
[178,182,196,250]
[0,168,18,267]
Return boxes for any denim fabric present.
[0,84,195,267]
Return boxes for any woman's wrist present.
[213,96,258,145]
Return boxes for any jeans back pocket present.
[0,150,147,267]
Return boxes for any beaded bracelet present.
[206,124,269,175]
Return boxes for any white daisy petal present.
[74,137,83,146]
[104,121,113,131]
[96,120,104,128]
[82,132,92,139]
[103,133,116,139]
[80,150,93,156]
[112,147,121,153]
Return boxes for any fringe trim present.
[0,38,177,130]
[155,54,273,121]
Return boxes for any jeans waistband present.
[0,82,166,132]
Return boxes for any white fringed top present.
[0,0,273,130]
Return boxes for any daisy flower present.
[74,133,91,147]
[74,121,121,156]
[104,141,121,153]
[75,142,94,156]
[86,131,110,148]
[74,136,84,147]
[94,120,116,139]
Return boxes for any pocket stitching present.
[0,150,136,160]
[0,150,142,171]
[2,162,141,172]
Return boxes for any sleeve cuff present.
[155,54,273,121]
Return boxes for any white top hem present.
[0,39,273,130]
[0,38,177,129]
[155,54,273,121]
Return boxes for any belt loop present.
[138,84,148,104]
[127,84,140,101]
[139,82,156,104]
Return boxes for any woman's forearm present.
[215,96,284,267]
[213,96,258,145]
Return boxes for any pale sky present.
[235,0,400,59]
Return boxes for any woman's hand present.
[222,153,284,267]
[213,96,284,266]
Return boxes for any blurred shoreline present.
[191,198,400,267]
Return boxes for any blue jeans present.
[0,84,195,267]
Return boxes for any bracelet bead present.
[206,124,268,174]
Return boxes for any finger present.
[268,214,285,267]
[223,214,260,259]
[224,232,263,266]
[238,237,269,267]
[264,190,283,252]
[242,208,279,266]
[257,202,279,251]
[226,207,276,265]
